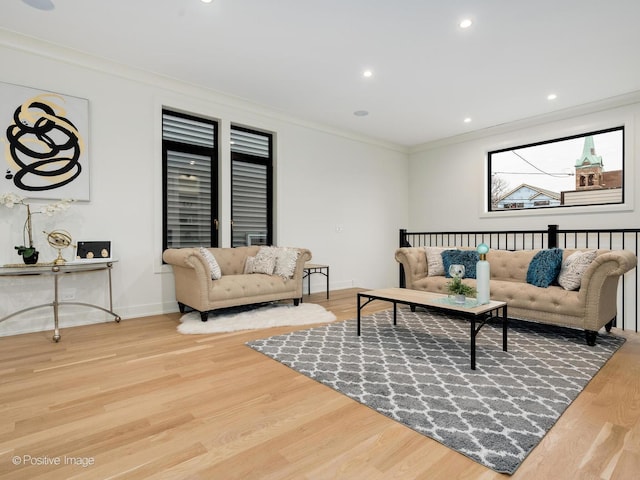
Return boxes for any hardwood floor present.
[1,288,639,479]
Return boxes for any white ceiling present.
[3,0,640,147]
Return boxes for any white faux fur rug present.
[178,303,337,334]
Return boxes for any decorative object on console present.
[76,241,112,260]
[0,192,72,264]
[44,229,73,265]
[476,243,490,304]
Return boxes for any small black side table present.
[303,263,329,299]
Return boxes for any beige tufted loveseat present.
[163,246,312,321]
[395,247,637,345]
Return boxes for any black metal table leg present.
[470,316,476,370]
[393,301,397,325]
[357,293,362,336]
[502,306,508,352]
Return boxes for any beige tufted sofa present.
[395,247,637,345]
[163,246,312,321]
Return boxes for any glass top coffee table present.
[357,287,508,370]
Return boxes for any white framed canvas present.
[0,82,90,201]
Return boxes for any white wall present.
[0,33,409,337]
[408,99,639,231]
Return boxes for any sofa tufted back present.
[486,250,537,283]
[207,246,261,275]
[486,248,589,283]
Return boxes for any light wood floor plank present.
[0,287,638,479]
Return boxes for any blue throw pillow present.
[441,250,479,278]
[526,248,563,287]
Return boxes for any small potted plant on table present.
[446,273,477,304]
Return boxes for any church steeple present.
[575,136,604,189]
[575,136,603,167]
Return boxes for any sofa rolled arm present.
[162,248,212,312]
[580,250,637,288]
[579,250,637,331]
[395,247,428,288]
[162,248,202,268]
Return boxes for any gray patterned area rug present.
[246,307,625,474]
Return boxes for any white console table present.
[0,259,121,342]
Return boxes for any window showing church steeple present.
[575,136,604,190]
[488,126,623,211]
[576,136,603,168]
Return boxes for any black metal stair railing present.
[398,225,640,333]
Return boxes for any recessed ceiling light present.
[363,70,373,78]
[354,110,369,117]
[464,117,472,123]
[201,0,213,3]
[547,93,558,100]
[459,18,473,29]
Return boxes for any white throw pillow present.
[252,246,277,274]
[274,247,299,278]
[425,247,450,277]
[558,250,597,291]
[199,247,222,280]
[244,256,255,274]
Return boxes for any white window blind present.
[163,111,216,248]
[163,114,214,148]
[231,127,271,247]
[231,129,269,158]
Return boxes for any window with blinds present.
[231,126,273,247]
[162,110,218,250]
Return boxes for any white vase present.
[476,243,490,304]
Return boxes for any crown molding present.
[409,90,640,154]
[0,28,408,155]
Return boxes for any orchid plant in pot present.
[0,192,73,264]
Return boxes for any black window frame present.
[230,125,273,247]
[488,125,624,212]
[162,109,219,252]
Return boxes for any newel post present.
[547,224,559,249]
[398,229,408,288]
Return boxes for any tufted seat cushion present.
[210,273,299,301]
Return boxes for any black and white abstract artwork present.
[1,82,89,200]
